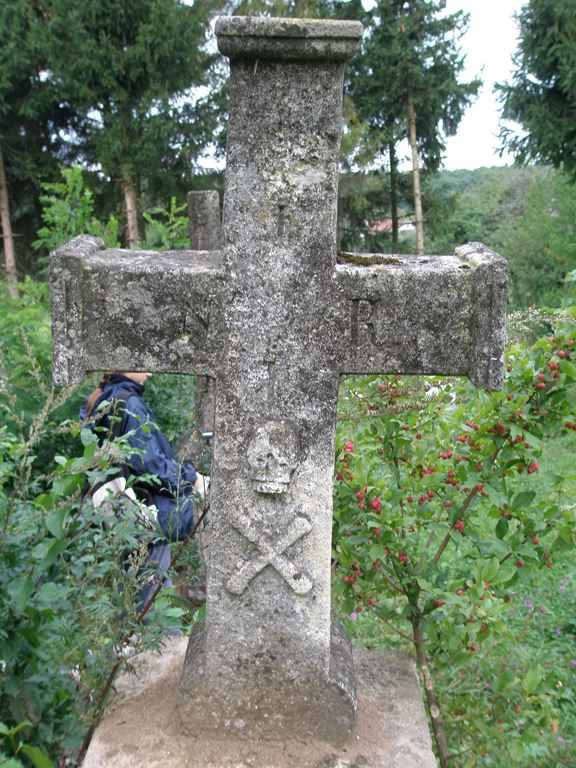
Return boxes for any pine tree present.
[45,0,218,247]
[345,0,480,253]
[0,1,67,294]
[498,0,576,178]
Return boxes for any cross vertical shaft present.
[180,17,363,743]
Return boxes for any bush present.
[332,280,576,766]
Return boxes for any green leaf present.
[523,666,543,695]
[511,491,536,510]
[559,359,576,379]
[36,582,62,605]
[0,721,32,738]
[508,740,523,763]
[495,517,509,539]
[45,508,66,539]
[0,757,26,768]
[481,557,500,583]
[20,745,54,768]
[80,427,97,447]
[7,577,34,615]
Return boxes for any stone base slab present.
[179,620,357,745]
[82,636,437,768]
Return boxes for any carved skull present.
[247,420,299,495]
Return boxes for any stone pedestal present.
[82,638,438,768]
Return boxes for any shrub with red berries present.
[333,314,576,765]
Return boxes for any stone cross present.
[50,17,507,745]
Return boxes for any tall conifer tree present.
[498,0,576,178]
[0,1,68,293]
[46,0,217,247]
[345,0,479,252]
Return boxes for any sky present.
[441,0,525,170]
[353,0,525,170]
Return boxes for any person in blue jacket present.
[81,371,206,612]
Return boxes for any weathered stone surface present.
[187,190,220,252]
[216,16,363,61]
[82,638,437,768]
[50,14,507,750]
[50,239,223,385]
[335,244,507,388]
[185,190,220,454]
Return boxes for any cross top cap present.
[215,16,363,61]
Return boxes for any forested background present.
[2,2,576,767]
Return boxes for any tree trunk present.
[407,93,424,255]
[412,618,450,767]
[0,144,19,298]
[388,141,399,246]
[122,179,139,248]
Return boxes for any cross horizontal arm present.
[334,243,507,389]
[50,235,224,386]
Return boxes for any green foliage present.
[0,288,202,762]
[347,0,480,172]
[45,0,219,205]
[33,167,120,254]
[0,415,192,761]
[424,166,576,310]
[500,169,576,309]
[0,721,54,768]
[140,197,189,251]
[498,0,576,178]
[332,279,576,764]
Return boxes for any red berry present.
[355,490,364,500]
[534,382,546,390]
[528,463,539,474]
[516,560,524,568]
[354,568,363,577]
[399,552,408,564]
[372,528,382,536]
[475,483,485,491]
[470,643,477,652]
[416,433,423,440]
[453,520,465,532]
[343,575,355,584]
[455,588,464,596]
[536,372,546,381]
[370,497,381,510]
[401,424,409,431]
[434,599,445,608]
[336,472,344,481]
[546,561,553,569]
[406,496,414,503]
[344,441,354,453]
[532,537,539,545]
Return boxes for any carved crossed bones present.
[227,514,313,595]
